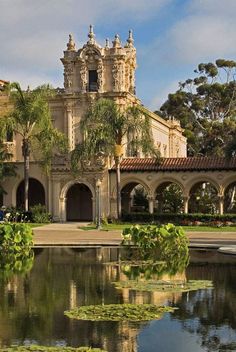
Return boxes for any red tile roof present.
[110,157,236,172]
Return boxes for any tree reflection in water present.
[0,248,235,352]
[172,264,236,351]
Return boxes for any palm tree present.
[72,98,159,218]
[0,82,67,211]
[0,143,16,197]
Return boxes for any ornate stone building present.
[1,27,236,220]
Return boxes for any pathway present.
[33,223,236,254]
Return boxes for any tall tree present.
[0,82,67,211]
[71,98,159,219]
[159,59,236,156]
[0,143,16,198]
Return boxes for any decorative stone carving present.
[80,64,87,92]
[87,25,96,45]
[125,30,134,48]
[67,34,76,51]
[129,58,136,94]
[112,34,121,48]
[64,64,73,89]
[97,59,103,92]
[112,59,124,92]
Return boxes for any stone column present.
[219,195,224,215]
[183,196,189,214]
[148,196,154,214]
[52,180,61,221]
[60,196,67,222]
[64,104,74,151]
[47,177,53,213]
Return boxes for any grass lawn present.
[78,223,236,232]
[28,223,47,228]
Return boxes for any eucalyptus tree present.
[72,98,159,218]
[1,82,67,211]
[159,59,236,156]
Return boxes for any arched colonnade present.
[112,172,236,215]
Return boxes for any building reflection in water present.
[0,247,236,352]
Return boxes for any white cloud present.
[169,16,236,63]
[164,0,236,64]
[0,0,171,87]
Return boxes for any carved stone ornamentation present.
[80,64,87,92]
[64,64,74,89]
[97,59,103,92]
[112,59,124,92]
[67,34,76,51]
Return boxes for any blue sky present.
[1,0,236,110]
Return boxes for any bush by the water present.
[0,223,34,279]
[1,204,51,223]
[30,204,51,223]
[122,212,236,226]
[122,223,189,266]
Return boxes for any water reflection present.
[0,248,235,352]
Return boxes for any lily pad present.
[65,304,176,322]
[113,279,214,293]
[0,346,106,352]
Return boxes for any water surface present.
[0,247,236,352]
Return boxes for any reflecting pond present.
[0,247,236,351]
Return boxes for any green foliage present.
[30,204,51,223]
[189,182,218,214]
[0,347,106,352]
[0,223,34,280]
[159,59,236,156]
[132,186,148,211]
[65,304,176,322]
[122,212,236,225]
[122,224,189,265]
[71,98,159,172]
[156,183,183,213]
[0,143,16,195]
[0,83,68,210]
[114,279,214,293]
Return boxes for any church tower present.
[61,25,137,96]
[59,26,139,151]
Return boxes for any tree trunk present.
[115,156,121,219]
[22,139,30,212]
[228,186,236,210]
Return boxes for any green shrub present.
[122,212,236,225]
[0,223,34,279]
[30,204,51,223]
[122,223,189,269]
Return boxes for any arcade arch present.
[16,178,45,209]
[224,181,236,213]
[155,182,184,213]
[66,183,93,221]
[121,182,149,214]
[188,181,219,214]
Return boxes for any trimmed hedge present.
[122,212,236,225]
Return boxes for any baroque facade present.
[1,27,236,220]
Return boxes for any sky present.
[1,0,236,110]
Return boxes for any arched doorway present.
[66,183,93,221]
[16,178,45,209]
[224,182,236,213]
[121,182,148,214]
[155,182,184,213]
[189,181,218,214]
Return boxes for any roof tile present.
[111,157,236,172]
